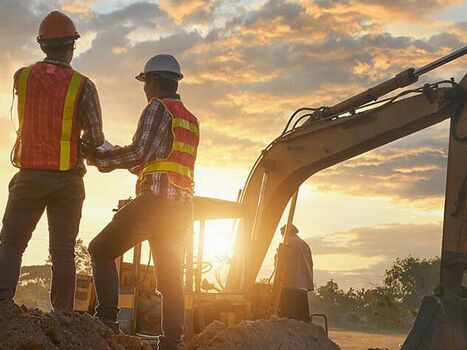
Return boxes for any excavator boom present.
[226,74,467,292]
[221,46,467,349]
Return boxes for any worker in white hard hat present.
[87,54,199,350]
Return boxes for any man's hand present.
[96,166,113,173]
[80,141,97,159]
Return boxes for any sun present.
[194,219,237,263]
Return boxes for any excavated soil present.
[0,300,341,350]
[184,318,341,350]
[0,300,151,350]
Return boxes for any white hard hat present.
[135,54,183,82]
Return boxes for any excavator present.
[74,47,467,349]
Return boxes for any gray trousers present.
[88,193,192,347]
[0,170,85,311]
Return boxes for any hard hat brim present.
[135,71,183,82]
[135,72,146,82]
[37,35,79,46]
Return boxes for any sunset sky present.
[0,0,466,289]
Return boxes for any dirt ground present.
[185,318,341,350]
[0,300,151,350]
[329,329,405,350]
[5,299,411,350]
[0,301,341,350]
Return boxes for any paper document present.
[97,140,114,152]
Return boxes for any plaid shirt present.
[15,59,105,173]
[92,95,193,201]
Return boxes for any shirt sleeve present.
[92,101,166,171]
[78,79,105,148]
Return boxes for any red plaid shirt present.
[91,96,194,201]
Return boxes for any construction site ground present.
[0,301,343,350]
[329,329,405,350]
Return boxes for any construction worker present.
[0,11,104,311]
[87,54,199,350]
[277,224,314,321]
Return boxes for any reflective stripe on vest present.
[141,160,192,179]
[15,68,83,171]
[60,72,83,170]
[172,140,197,157]
[172,118,199,137]
[15,66,33,166]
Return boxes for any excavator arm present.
[219,45,467,348]
[226,74,467,294]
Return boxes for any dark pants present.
[0,170,85,311]
[88,193,192,346]
[279,287,310,322]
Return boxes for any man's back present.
[283,234,314,290]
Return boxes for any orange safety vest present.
[137,97,200,194]
[13,62,85,171]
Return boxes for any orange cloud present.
[300,0,461,22]
[61,0,102,14]
[159,0,214,23]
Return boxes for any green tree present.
[17,239,92,310]
[310,256,442,331]
[15,265,52,310]
[46,238,92,274]
[74,238,92,274]
[383,256,440,311]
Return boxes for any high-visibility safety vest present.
[13,62,86,171]
[138,97,200,194]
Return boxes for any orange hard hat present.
[37,11,80,44]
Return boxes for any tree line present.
[309,256,441,330]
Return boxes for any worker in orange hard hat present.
[0,11,105,311]
[87,54,199,349]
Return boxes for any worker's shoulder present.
[14,65,33,79]
[291,235,311,247]
[145,98,169,116]
[72,71,99,96]
[13,65,34,87]
[71,68,91,83]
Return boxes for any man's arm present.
[91,101,168,172]
[78,79,105,148]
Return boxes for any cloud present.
[308,222,442,258]
[309,124,450,205]
[159,0,216,23]
[61,0,102,14]
[308,0,461,21]
[308,222,443,287]
[0,0,464,196]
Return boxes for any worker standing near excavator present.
[0,11,104,311]
[276,224,314,321]
[87,54,199,350]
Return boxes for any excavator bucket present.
[401,295,467,350]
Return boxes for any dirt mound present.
[184,318,341,350]
[0,300,151,350]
